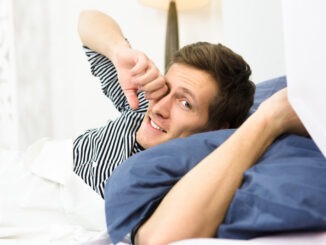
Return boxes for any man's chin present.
[138,140,158,149]
[136,129,168,149]
[137,136,166,149]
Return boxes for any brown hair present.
[168,42,255,129]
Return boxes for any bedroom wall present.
[221,0,285,83]
[4,0,284,150]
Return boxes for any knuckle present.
[150,67,158,77]
[159,78,166,87]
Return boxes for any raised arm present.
[78,10,167,109]
[135,89,308,245]
[78,10,129,62]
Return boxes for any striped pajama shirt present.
[73,47,148,198]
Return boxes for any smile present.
[150,118,166,133]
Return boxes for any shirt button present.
[93,161,98,168]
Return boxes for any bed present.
[1,78,326,245]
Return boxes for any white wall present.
[221,0,285,83]
[8,0,285,149]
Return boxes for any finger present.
[131,54,149,76]
[124,89,139,110]
[140,77,166,93]
[144,84,168,101]
[134,64,161,86]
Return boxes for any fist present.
[258,88,309,137]
[114,47,168,110]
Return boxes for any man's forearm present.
[78,10,130,62]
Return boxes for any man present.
[132,88,309,245]
[102,87,310,244]
[74,10,255,197]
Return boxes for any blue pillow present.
[104,76,326,243]
[105,130,234,243]
[218,134,326,238]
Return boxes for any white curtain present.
[0,0,18,149]
[1,0,126,151]
[12,0,53,149]
[0,0,119,151]
[0,0,53,150]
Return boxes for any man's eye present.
[181,100,191,109]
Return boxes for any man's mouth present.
[150,118,167,133]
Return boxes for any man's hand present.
[114,47,168,110]
[257,88,309,137]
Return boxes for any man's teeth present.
[150,119,165,132]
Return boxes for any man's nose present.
[151,94,172,119]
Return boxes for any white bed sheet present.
[0,139,107,245]
[170,231,326,245]
[78,231,326,245]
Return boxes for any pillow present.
[218,134,326,238]
[104,76,326,243]
[105,130,234,243]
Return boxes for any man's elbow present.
[79,9,100,20]
[77,10,100,39]
[135,226,169,245]
[78,9,93,26]
[135,223,217,245]
[77,10,90,40]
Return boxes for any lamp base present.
[165,0,179,72]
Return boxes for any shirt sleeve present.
[83,46,148,113]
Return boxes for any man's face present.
[136,63,218,149]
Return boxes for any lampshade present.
[138,0,210,11]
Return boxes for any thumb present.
[124,89,139,110]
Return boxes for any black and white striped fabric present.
[73,47,148,198]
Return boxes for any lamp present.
[138,0,210,72]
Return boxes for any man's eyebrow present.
[165,79,198,103]
[180,87,196,101]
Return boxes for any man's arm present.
[78,10,167,109]
[78,10,129,62]
[135,89,307,245]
